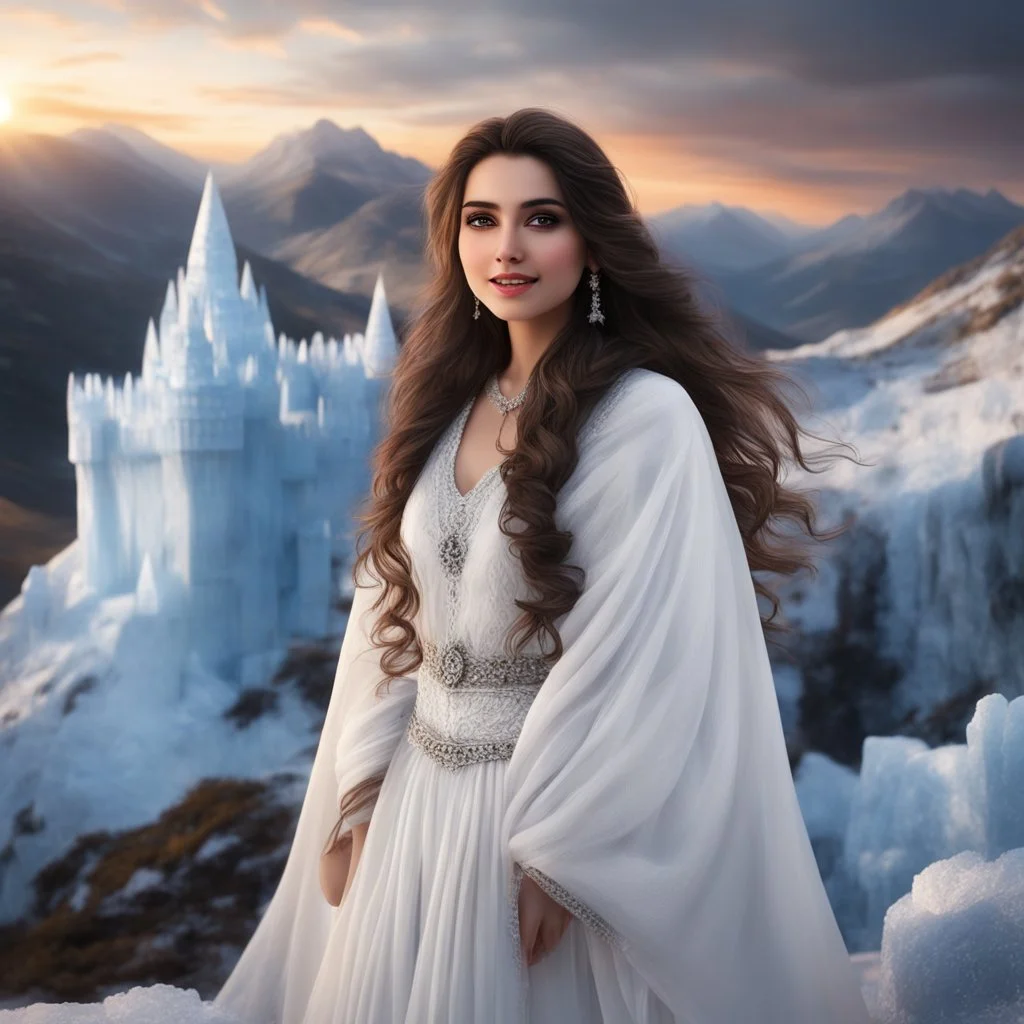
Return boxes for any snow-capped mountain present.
[713,187,1024,341]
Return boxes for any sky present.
[0,0,1022,224]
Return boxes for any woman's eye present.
[465,213,559,228]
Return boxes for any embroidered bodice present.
[399,373,637,772]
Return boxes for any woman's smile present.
[490,279,537,297]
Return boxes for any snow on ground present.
[0,541,339,924]
[767,229,1024,505]
[0,985,242,1022]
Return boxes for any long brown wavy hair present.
[351,107,864,700]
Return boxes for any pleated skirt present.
[299,727,667,1023]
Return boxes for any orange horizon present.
[1,99,1021,228]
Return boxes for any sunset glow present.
[0,3,1017,221]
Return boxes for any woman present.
[215,108,873,1023]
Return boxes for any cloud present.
[46,51,124,69]
[199,84,322,107]
[210,33,289,58]
[101,0,1024,87]
[0,7,84,30]
[21,94,195,131]
[236,7,1022,188]
[197,0,227,22]
[296,17,364,43]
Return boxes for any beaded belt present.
[420,637,551,690]
[406,638,552,771]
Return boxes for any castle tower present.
[67,373,123,595]
[118,372,165,596]
[157,289,245,678]
[238,351,284,660]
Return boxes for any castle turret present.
[67,372,123,595]
[280,339,319,417]
[238,261,276,374]
[168,292,216,388]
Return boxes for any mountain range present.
[662,188,1024,341]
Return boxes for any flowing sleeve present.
[215,554,416,1024]
[331,559,417,837]
[501,371,872,1023]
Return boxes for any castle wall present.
[69,416,123,597]
[238,415,283,657]
[161,450,243,678]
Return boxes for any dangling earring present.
[473,295,481,320]
[588,269,605,325]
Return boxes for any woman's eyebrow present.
[461,198,566,210]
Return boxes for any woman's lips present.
[490,279,537,296]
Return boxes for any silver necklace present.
[484,372,531,414]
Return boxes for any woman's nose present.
[494,230,524,263]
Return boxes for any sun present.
[0,93,12,125]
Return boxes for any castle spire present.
[185,171,238,303]
[362,271,398,378]
[240,261,257,303]
[142,318,161,381]
[159,280,178,336]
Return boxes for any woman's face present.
[458,153,593,325]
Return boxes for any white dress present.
[215,368,873,1024]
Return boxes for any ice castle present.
[62,171,398,683]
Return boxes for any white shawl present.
[503,370,872,1021]
[215,369,872,1023]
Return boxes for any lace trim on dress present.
[519,864,622,947]
[505,862,624,985]
[434,395,505,649]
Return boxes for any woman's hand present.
[518,871,573,967]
